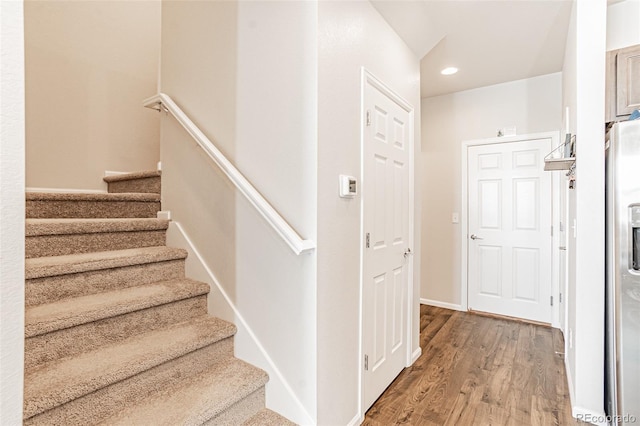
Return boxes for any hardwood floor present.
[363,305,583,426]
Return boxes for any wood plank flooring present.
[363,305,584,426]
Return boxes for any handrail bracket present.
[147,100,168,114]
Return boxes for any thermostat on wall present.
[339,175,357,198]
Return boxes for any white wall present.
[0,1,26,423]
[420,73,562,307]
[562,0,607,419]
[25,0,161,191]
[317,2,421,424]
[563,3,578,415]
[160,2,317,423]
[607,0,640,51]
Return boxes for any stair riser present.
[26,297,208,369]
[204,388,265,426]
[26,231,166,258]
[27,200,160,219]
[24,338,234,425]
[26,259,185,306]
[107,177,161,194]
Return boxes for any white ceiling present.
[371,0,573,98]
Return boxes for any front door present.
[467,137,552,323]
[362,75,412,411]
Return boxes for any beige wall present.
[421,73,562,307]
[160,2,317,423]
[317,2,421,424]
[25,0,161,191]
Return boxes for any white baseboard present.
[571,407,609,426]
[166,222,315,426]
[26,187,107,194]
[420,298,465,311]
[564,354,575,410]
[346,412,363,426]
[410,347,422,364]
[564,354,608,426]
[156,211,171,221]
[104,170,130,177]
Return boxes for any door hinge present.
[551,225,553,237]
[550,296,554,306]
[366,110,371,127]
[366,232,370,248]
[559,293,563,303]
[364,354,369,371]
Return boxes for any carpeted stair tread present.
[103,170,161,183]
[243,408,297,426]
[103,171,162,194]
[25,295,208,370]
[24,316,236,419]
[24,338,235,425]
[26,192,160,202]
[27,192,161,219]
[25,279,209,337]
[25,246,187,280]
[26,218,169,258]
[25,258,186,307]
[26,218,169,236]
[98,357,268,426]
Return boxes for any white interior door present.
[467,138,552,323]
[362,76,411,411]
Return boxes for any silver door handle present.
[470,234,483,240]
[404,248,413,258]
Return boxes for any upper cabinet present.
[607,44,640,122]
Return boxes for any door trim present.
[359,67,416,419]
[461,131,561,327]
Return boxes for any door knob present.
[404,248,413,258]
[470,234,484,240]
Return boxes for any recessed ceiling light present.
[441,67,458,75]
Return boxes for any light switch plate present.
[452,213,459,224]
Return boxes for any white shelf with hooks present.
[544,135,575,171]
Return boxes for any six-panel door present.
[363,80,411,411]
[467,138,553,324]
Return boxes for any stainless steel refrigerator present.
[606,119,640,424]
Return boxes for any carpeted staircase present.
[23,171,295,425]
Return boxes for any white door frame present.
[461,131,561,328]
[358,68,416,420]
